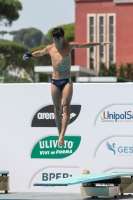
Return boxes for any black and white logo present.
[31,105,81,127]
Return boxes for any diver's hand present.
[101,42,111,46]
[23,53,32,60]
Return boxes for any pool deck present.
[0,192,132,200]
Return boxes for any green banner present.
[31,136,81,159]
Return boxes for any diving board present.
[0,171,9,176]
[33,172,133,187]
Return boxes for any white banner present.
[0,83,133,192]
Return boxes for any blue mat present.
[34,172,133,186]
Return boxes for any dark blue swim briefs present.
[51,78,71,90]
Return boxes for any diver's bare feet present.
[58,134,64,146]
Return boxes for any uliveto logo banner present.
[31,105,81,127]
[31,136,81,159]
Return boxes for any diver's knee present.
[54,106,62,113]
[63,105,70,114]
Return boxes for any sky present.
[2,0,75,40]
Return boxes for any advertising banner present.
[0,83,133,192]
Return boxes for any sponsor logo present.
[94,105,133,125]
[29,166,79,189]
[106,141,133,156]
[101,110,133,122]
[94,136,133,157]
[42,172,72,181]
[106,142,116,155]
[31,105,81,127]
[31,136,81,159]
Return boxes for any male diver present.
[23,27,110,146]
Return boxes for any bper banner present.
[0,83,133,192]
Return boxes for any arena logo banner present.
[31,105,81,127]
[94,104,133,126]
[31,136,81,159]
[94,136,133,157]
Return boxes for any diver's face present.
[53,36,63,46]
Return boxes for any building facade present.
[75,0,133,72]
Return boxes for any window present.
[107,13,116,67]
[109,16,114,62]
[87,13,116,71]
[99,16,104,63]
[90,17,94,69]
[97,14,106,71]
[87,14,96,70]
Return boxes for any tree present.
[125,63,133,80]
[0,31,8,39]
[0,0,22,26]
[41,34,52,45]
[108,63,117,76]
[118,63,125,78]
[11,28,43,48]
[9,30,18,36]
[0,41,28,58]
[0,41,30,78]
[98,63,109,76]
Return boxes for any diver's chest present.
[51,46,70,59]
[51,51,70,61]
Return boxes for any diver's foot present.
[58,135,64,146]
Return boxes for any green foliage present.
[0,0,22,26]
[125,63,133,80]
[98,63,109,76]
[99,62,117,77]
[0,41,35,82]
[3,72,32,83]
[46,23,74,42]
[0,39,10,42]
[12,28,43,48]
[39,73,49,83]
[108,63,117,76]
[30,45,47,52]
[0,41,28,56]
[117,77,131,82]
[119,63,125,78]
[41,34,52,45]
[0,31,8,39]
[0,31,8,34]
[98,61,133,82]
[0,58,6,70]
[118,62,133,81]
[9,30,18,36]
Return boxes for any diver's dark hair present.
[52,27,64,38]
